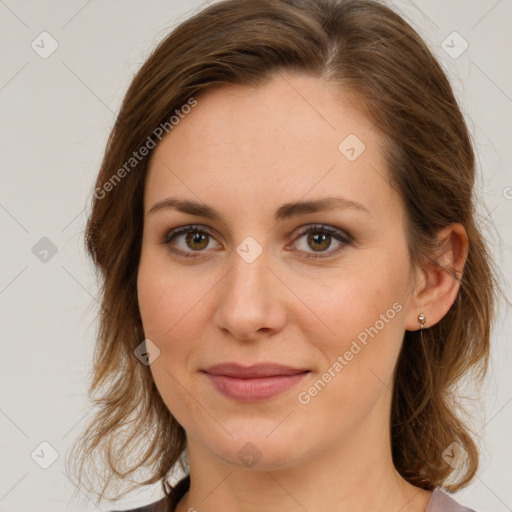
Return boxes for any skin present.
[137,72,468,512]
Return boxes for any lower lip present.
[204,372,309,402]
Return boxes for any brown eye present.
[292,225,352,259]
[185,231,209,251]
[307,232,332,252]
[161,225,221,258]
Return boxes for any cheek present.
[137,250,204,340]
[293,253,408,424]
[137,253,217,423]
[137,264,194,429]
[304,251,407,340]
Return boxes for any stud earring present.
[418,312,426,330]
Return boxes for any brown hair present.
[68,0,498,502]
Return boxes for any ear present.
[405,223,468,331]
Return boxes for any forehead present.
[145,73,395,220]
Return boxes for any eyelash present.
[159,224,353,260]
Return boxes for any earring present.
[418,312,426,330]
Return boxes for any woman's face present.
[137,73,418,470]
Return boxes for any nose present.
[212,246,287,341]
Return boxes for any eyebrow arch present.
[148,196,370,222]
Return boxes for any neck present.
[175,418,432,512]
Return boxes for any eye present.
[160,225,221,258]
[289,224,352,258]
[160,223,352,260]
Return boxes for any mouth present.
[201,363,310,402]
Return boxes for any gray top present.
[425,488,476,512]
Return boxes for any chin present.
[203,428,310,471]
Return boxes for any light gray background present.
[0,1,510,511]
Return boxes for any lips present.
[201,363,310,402]
[203,362,309,378]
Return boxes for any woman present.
[69,0,497,511]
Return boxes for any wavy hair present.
[67,0,498,502]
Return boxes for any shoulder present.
[426,488,478,512]
[109,475,190,512]
[109,499,168,512]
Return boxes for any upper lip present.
[202,363,310,379]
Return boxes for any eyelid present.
[292,224,352,244]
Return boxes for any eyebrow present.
[148,196,370,222]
